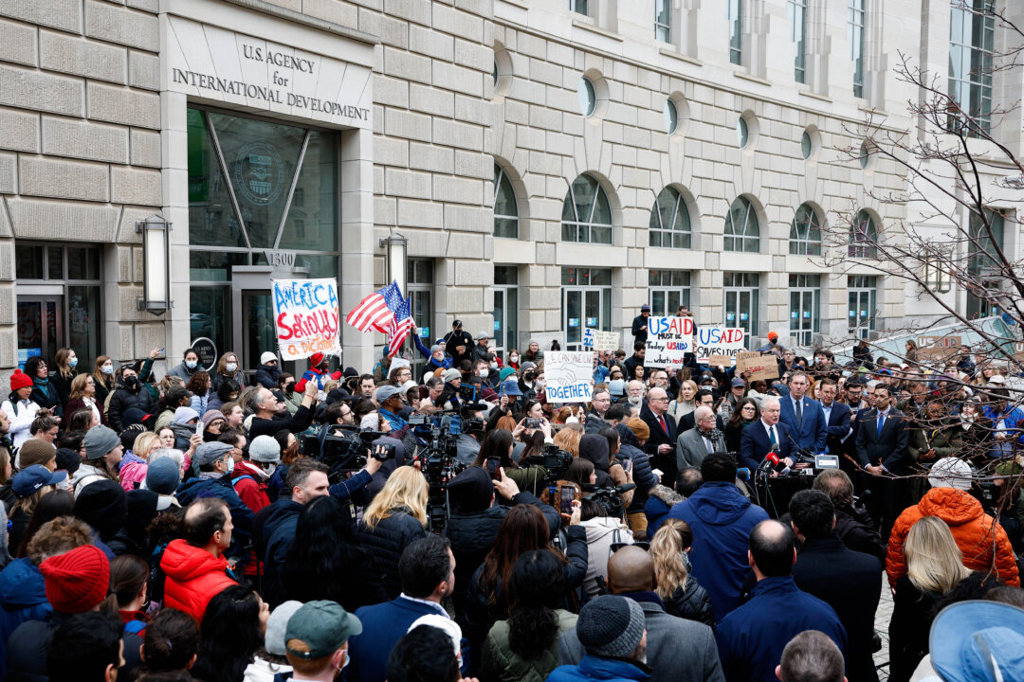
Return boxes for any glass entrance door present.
[17,297,62,369]
[232,268,302,378]
[563,289,605,351]
[723,273,759,349]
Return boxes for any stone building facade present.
[0,0,1016,377]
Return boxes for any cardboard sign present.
[916,335,962,361]
[272,278,341,360]
[544,350,594,403]
[584,328,620,352]
[1011,341,1024,362]
[694,326,745,364]
[645,316,695,368]
[736,351,780,382]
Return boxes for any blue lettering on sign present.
[545,382,593,402]
[273,280,338,311]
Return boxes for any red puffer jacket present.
[886,486,1020,588]
[160,539,236,622]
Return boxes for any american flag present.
[345,282,415,356]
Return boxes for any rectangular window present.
[848,0,865,97]
[655,0,672,42]
[570,0,589,15]
[723,272,759,349]
[948,0,995,135]
[789,0,807,83]
[562,268,612,351]
[728,0,743,65]
[408,259,434,378]
[648,270,691,317]
[493,266,519,359]
[788,274,820,347]
[847,275,877,338]
[966,208,1005,318]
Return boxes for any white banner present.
[583,328,620,352]
[272,278,341,360]
[693,326,746,364]
[544,350,594,403]
[645,316,695,368]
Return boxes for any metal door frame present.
[16,290,65,366]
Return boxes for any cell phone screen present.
[622,458,633,474]
[486,459,501,481]
[560,485,576,514]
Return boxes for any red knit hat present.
[310,352,325,367]
[40,544,110,614]
[10,369,32,392]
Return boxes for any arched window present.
[649,186,691,249]
[562,174,612,244]
[493,163,518,238]
[724,196,759,252]
[849,209,878,258]
[789,203,822,255]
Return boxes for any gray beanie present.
[146,457,181,495]
[83,425,120,461]
[576,595,646,658]
[265,600,304,656]
[248,435,281,464]
[192,441,233,472]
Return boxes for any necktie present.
[877,413,885,437]
[795,398,803,429]
[659,415,668,435]
[704,435,713,454]
[769,425,778,447]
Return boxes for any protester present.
[649,519,715,628]
[548,595,649,682]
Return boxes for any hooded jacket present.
[886,486,1019,587]
[255,362,282,389]
[356,508,428,600]
[580,516,634,596]
[107,379,158,431]
[0,558,50,676]
[160,538,236,622]
[665,481,769,622]
[579,434,613,487]
[644,485,683,540]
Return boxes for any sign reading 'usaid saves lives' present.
[165,17,372,128]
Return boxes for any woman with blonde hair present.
[650,518,715,628]
[119,431,160,493]
[553,426,582,457]
[356,465,428,599]
[667,380,698,425]
[211,351,246,393]
[92,355,115,407]
[888,516,1001,682]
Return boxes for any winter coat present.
[481,609,578,682]
[886,486,1020,588]
[64,396,104,427]
[29,379,62,418]
[118,452,148,492]
[644,485,683,539]
[548,655,651,682]
[255,362,282,389]
[70,461,115,498]
[580,516,634,597]
[356,508,428,599]
[663,577,716,630]
[230,462,272,515]
[106,382,158,431]
[211,370,246,394]
[5,611,69,682]
[160,538,236,622]
[834,501,886,563]
[166,361,197,382]
[258,499,303,607]
[2,399,39,451]
[665,481,770,622]
[0,558,50,677]
[189,393,209,417]
[176,475,255,551]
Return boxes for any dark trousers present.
[863,474,909,545]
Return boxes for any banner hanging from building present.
[545,350,594,403]
[694,326,745,365]
[645,316,695,368]
[272,278,341,360]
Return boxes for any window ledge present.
[733,71,771,87]
[659,47,702,67]
[571,17,623,42]
[799,89,832,104]
[498,0,529,7]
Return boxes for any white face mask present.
[510,355,519,363]
[101,365,113,375]
[489,362,498,370]
[225,362,238,373]
[479,369,489,378]
[185,360,198,370]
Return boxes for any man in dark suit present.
[641,387,679,483]
[347,536,456,682]
[778,371,827,453]
[790,490,882,682]
[740,396,793,473]
[854,384,910,542]
[817,378,852,456]
[677,389,725,433]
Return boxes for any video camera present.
[524,445,574,484]
[584,482,636,521]
[410,410,466,532]
[305,425,397,483]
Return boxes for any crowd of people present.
[0,316,1022,682]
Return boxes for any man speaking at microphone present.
[739,396,793,473]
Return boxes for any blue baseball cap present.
[11,465,67,498]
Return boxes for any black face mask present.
[124,376,139,390]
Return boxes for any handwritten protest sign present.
[583,328,621,352]
[545,350,593,403]
[694,327,745,364]
[916,335,962,361]
[736,351,780,382]
[272,278,341,360]
[646,316,695,368]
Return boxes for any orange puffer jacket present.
[886,487,1020,588]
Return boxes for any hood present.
[581,516,629,542]
[579,433,611,472]
[160,538,230,582]
[0,557,47,608]
[918,487,984,526]
[648,484,683,508]
[687,482,753,525]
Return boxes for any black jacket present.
[792,534,883,682]
[663,577,716,630]
[631,314,649,344]
[30,380,62,418]
[106,382,157,431]
[257,499,304,607]
[255,362,282,389]
[641,406,679,483]
[357,509,428,599]
[249,404,314,439]
[834,502,886,563]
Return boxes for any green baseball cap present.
[285,600,362,660]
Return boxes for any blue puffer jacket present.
[665,481,769,623]
[547,654,651,682]
[0,558,51,677]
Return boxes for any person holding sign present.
[631,304,651,345]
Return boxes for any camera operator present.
[455,405,485,467]
[444,465,561,638]
[472,429,547,495]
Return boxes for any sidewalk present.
[873,573,893,681]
